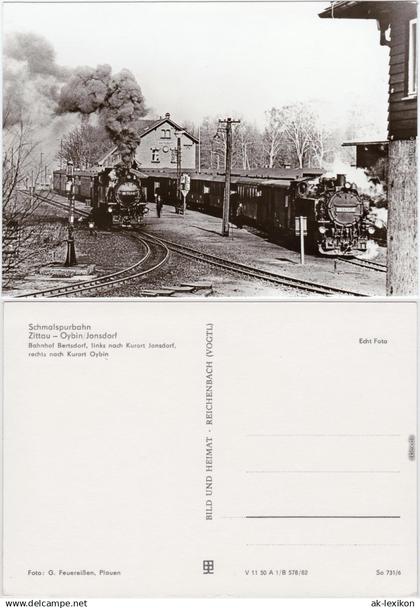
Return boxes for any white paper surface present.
[2,301,417,597]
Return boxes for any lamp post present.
[64,160,77,266]
[175,130,185,209]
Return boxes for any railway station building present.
[98,113,198,170]
[319,0,417,295]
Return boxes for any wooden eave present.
[319,1,415,20]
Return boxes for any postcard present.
[2,1,417,299]
[2,301,417,597]
[2,0,418,603]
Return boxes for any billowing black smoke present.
[4,32,147,167]
[3,32,69,127]
[57,64,147,165]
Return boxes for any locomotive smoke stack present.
[336,174,346,187]
[121,150,135,168]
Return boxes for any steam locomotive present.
[52,162,149,227]
[293,174,375,255]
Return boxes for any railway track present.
[22,192,370,297]
[139,231,368,297]
[17,234,170,298]
[338,257,387,273]
[31,192,91,218]
[16,192,173,298]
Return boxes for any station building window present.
[161,129,171,139]
[408,18,417,95]
[151,149,160,163]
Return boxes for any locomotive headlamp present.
[108,206,113,213]
[368,226,376,235]
[318,225,327,234]
[88,221,95,229]
[344,181,352,190]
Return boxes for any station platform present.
[141,202,386,297]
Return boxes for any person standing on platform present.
[155,190,163,218]
[235,202,244,228]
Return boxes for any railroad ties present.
[139,231,369,297]
[337,257,387,273]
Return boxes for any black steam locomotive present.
[53,162,149,227]
[293,174,375,255]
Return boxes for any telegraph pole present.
[219,118,240,236]
[198,126,201,173]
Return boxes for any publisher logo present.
[203,560,214,575]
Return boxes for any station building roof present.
[144,167,323,180]
[137,114,199,143]
[342,140,389,147]
[96,113,199,166]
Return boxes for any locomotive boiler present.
[295,174,376,256]
[106,163,149,227]
[53,162,149,228]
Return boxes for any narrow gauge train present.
[53,164,378,255]
[53,163,149,227]
[145,169,377,256]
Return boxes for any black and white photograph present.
[2,1,417,298]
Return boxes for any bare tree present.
[197,117,226,171]
[198,116,264,172]
[197,107,339,172]
[3,122,64,284]
[3,122,38,217]
[308,118,335,168]
[212,126,227,171]
[3,96,21,131]
[232,121,263,170]
[282,103,315,168]
[263,108,286,168]
[56,123,112,169]
[182,120,198,139]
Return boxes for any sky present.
[3,1,389,135]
